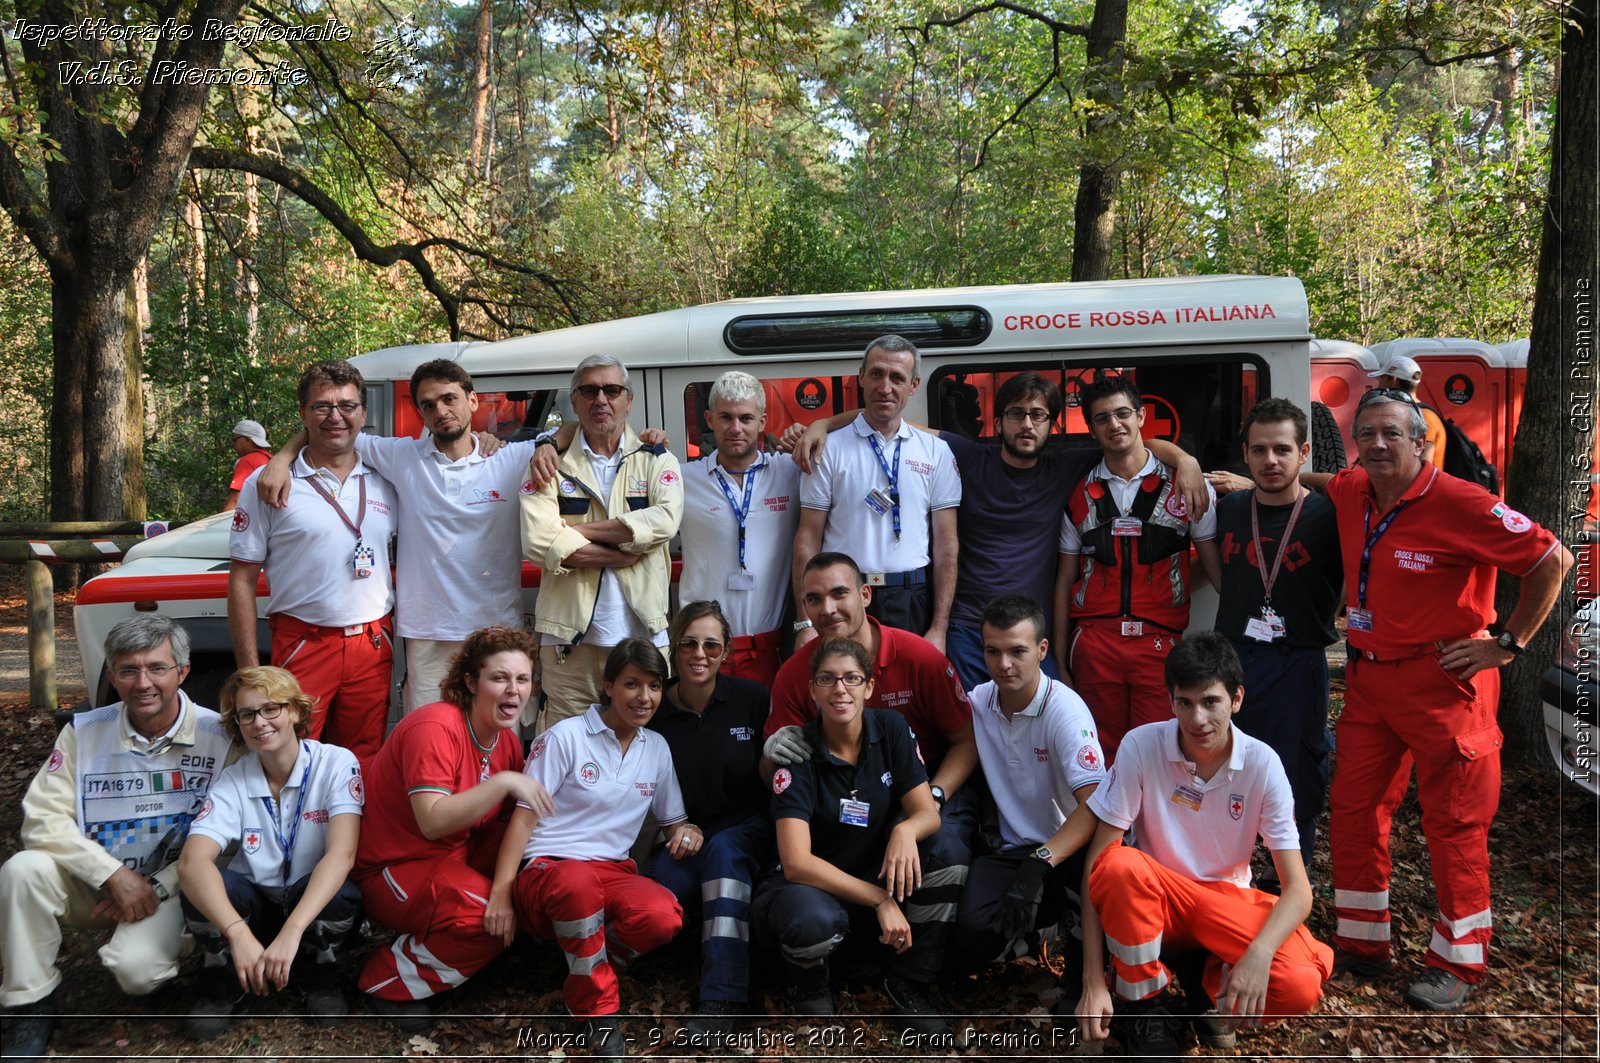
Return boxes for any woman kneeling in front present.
[178,666,363,1039]
[488,639,702,1060]
[753,638,955,1039]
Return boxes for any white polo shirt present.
[1058,452,1217,553]
[969,677,1106,848]
[231,453,397,627]
[680,451,801,636]
[1086,719,1297,888]
[355,435,537,640]
[189,739,364,889]
[801,415,961,574]
[518,705,686,863]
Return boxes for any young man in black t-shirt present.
[1208,399,1343,870]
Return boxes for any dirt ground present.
[0,571,1595,1061]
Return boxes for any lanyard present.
[304,472,366,544]
[866,433,903,541]
[1357,499,1412,610]
[259,742,314,884]
[1250,488,1306,606]
[711,456,761,570]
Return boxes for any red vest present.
[1064,462,1196,632]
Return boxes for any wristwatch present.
[1033,845,1054,865]
[793,619,814,633]
[929,784,946,808]
[1495,630,1524,657]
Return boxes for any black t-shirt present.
[1213,489,1344,649]
[649,674,771,836]
[770,709,928,881]
[941,434,1100,628]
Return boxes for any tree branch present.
[902,2,1089,43]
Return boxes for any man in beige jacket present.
[521,354,684,731]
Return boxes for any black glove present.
[991,855,1051,943]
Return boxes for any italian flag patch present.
[150,770,184,792]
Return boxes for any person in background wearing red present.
[224,419,272,511]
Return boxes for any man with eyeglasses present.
[1309,390,1568,1011]
[522,354,685,731]
[792,335,962,650]
[1053,377,1220,765]
[253,359,557,715]
[789,372,1207,691]
[678,370,801,686]
[1,616,235,1062]
[229,359,398,766]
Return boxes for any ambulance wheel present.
[1311,402,1347,473]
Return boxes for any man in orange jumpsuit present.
[1324,391,1569,1011]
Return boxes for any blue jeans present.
[650,815,772,1003]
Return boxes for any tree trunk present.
[122,276,146,521]
[1496,0,1596,763]
[50,263,132,523]
[469,0,493,182]
[1070,0,1128,282]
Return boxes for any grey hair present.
[707,370,765,413]
[1354,397,1428,443]
[862,334,921,381]
[571,354,631,392]
[105,615,191,669]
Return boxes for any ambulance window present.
[724,307,991,355]
[926,358,1264,471]
[681,376,860,459]
[393,383,563,442]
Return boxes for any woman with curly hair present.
[177,666,364,1039]
[352,627,554,1031]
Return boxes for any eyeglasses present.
[676,637,725,659]
[1089,406,1138,427]
[811,672,867,689]
[114,664,176,681]
[1001,407,1053,424]
[1358,387,1416,407]
[234,703,286,725]
[573,383,630,401]
[307,401,363,417]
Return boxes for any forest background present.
[0,0,1568,525]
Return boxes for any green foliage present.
[0,221,52,521]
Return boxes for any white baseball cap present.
[1367,354,1423,384]
[231,419,270,448]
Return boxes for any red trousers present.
[1068,622,1179,764]
[271,614,392,766]
[512,858,682,1018]
[1330,653,1501,982]
[1089,842,1331,1015]
[721,629,781,689]
[356,824,508,1002]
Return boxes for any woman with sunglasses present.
[177,666,364,1040]
[644,601,774,1041]
[350,627,554,1031]
[753,638,954,1037]
[487,639,698,1059]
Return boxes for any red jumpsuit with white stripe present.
[1325,466,1561,982]
[353,703,525,1001]
[509,709,686,1018]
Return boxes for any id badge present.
[838,798,870,827]
[864,488,892,516]
[1169,784,1204,812]
[352,543,375,579]
[1112,516,1143,537]
[1348,607,1374,632]
[1244,617,1276,642]
[728,570,756,591]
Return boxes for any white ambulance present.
[75,274,1316,705]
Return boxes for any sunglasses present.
[574,383,630,400]
[676,637,725,659]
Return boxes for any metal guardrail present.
[0,521,185,709]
